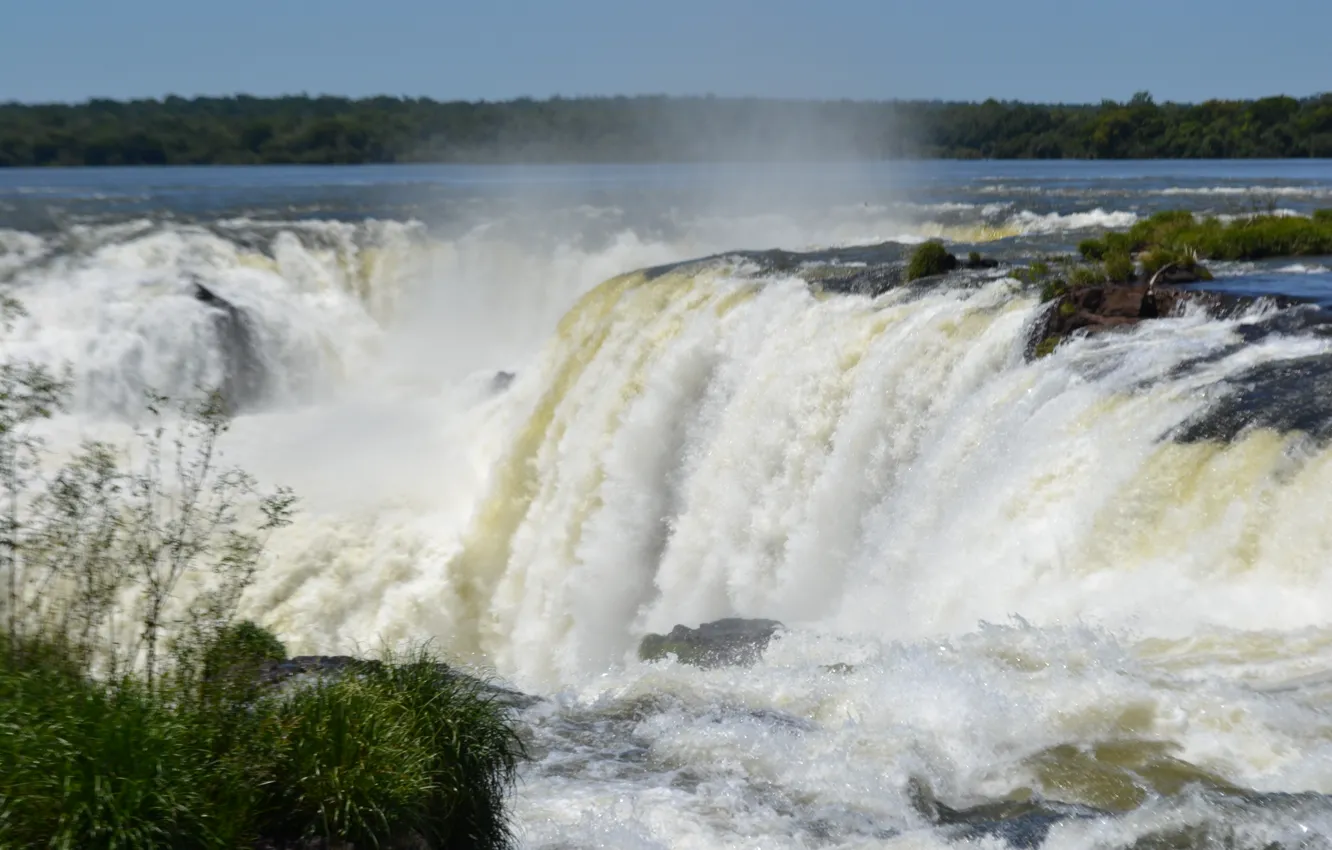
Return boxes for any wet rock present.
[257,654,376,685]
[192,280,265,412]
[1024,281,1230,359]
[908,779,1107,849]
[1025,275,1318,361]
[1149,265,1211,285]
[638,618,784,668]
[811,264,905,297]
[1033,283,1189,350]
[491,370,516,392]
[1170,352,1332,443]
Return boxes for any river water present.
[4,160,1332,848]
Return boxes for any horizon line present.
[5,91,1332,110]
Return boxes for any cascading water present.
[7,161,1332,848]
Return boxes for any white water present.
[7,212,1332,847]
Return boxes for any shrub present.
[1103,252,1135,283]
[1103,231,1136,256]
[362,649,525,850]
[0,635,526,850]
[254,675,435,847]
[1314,209,1332,224]
[1039,278,1069,303]
[248,647,524,850]
[0,640,217,849]
[1069,264,1107,287]
[906,240,959,281]
[1078,238,1107,261]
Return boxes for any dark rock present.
[1149,266,1212,286]
[639,618,784,668]
[1170,353,1332,443]
[192,280,265,412]
[491,371,516,392]
[812,265,905,297]
[908,779,1108,849]
[1026,283,1212,359]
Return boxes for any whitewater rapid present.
[7,194,1332,847]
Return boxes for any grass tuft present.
[906,240,959,281]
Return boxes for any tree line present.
[1,91,1331,166]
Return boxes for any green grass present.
[1103,252,1135,283]
[0,638,220,849]
[0,633,525,850]
[1078,210,1332,263]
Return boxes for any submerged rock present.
[638,618,784,668]
[1171,352,1332,443]
[908,778,1107,849]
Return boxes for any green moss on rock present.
[906,241,959,281]
[1033,336,1062,358]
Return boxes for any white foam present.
[1007,208,1139,233]
[12,213,1332,845]
[1157,186,1332,198]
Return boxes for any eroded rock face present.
[193,281,265,412]
[638,618,784,668]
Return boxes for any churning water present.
[5,160,1332,848]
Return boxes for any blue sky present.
[4,0,1329,104]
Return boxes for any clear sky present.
[4,0,1329,105]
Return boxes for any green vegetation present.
[1033,337,1062,358]
[1,90,1331,165]
[1039,278,1069,303]
[1068,264,1108,287]
[1,637,524,849]
[906,240,959,281]
[1077,210,1332,263]
[1103,252,1135,283]
[0,295,525,848]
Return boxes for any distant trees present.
[1,92,1331,166]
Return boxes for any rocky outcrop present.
[192,281,265,412]
[1042,283,1188,341]
[1171,352,1332,443]
[1025,276,1316,361]
[638,618,784,668]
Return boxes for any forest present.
[1,92,1331,166]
